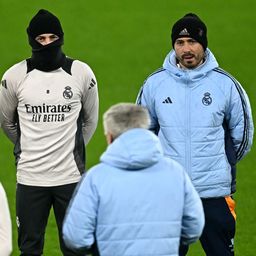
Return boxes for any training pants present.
[179,196,236,256]
[16,183,79,256]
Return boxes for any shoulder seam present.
[146,67,166,80]
[61,57,74,75]
[26,58,34,73]
[136,68,166,105]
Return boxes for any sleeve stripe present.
[213,68,249,160]
[135,86,143,105]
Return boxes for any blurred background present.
[0,0,255,255]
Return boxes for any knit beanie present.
[27,9,64,50]
[27,9,63,39]
[171,13,207,50]
[26,9,65,71]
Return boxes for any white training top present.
[0,183,12,256]
[0,59,99,186]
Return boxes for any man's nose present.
[183,42,192,52]
[45,38,52,45]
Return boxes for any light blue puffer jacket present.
[63,129,204,256]
[137,49,254,198]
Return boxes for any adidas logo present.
[1,79,7,89]
[89,78,96,90]
[162,97,172,104]
[179,28,190,36]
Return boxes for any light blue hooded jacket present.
[63,128,204,256]
[137,49,254,198]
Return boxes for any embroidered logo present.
[202,92,212,106]
[16,216,20,228]
[1,79,7,89]
[179,28,190,36]
[162,97,172,104]
[198,28,204,37]
[229,238,234,252]
[63,86,73,99]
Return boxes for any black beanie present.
[26,9,66,71]
[171,13,207,50]
[27,9,64,39]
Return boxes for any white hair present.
[103,103,150,140]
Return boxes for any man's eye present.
[36,37,44,41]
[50,35,59,40]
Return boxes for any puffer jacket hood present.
[100,128,163,169]
[163,49,219,81]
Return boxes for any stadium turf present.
[1,1,255,255]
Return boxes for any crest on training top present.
[63,86,73,99]
[202,92,212,106]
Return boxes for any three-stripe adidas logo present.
[162,97,172,104]
[89,78,96,90]
[1,79,7,89]
[179,28,190,36]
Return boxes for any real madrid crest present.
[63,86,73,99]
[202,92,212,106]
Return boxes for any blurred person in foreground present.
[0,9,99,256]
[136,13,254,256]
[0,182,12,256]
[63,103,204,256]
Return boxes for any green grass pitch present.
[0,0,256,255]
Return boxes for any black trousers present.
[179,197,236,256]
[16,183,79,256]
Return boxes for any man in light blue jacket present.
[63,103,204,256]
[136,13,254,256]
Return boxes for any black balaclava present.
[171,13,207,51]
[27,9,65,71]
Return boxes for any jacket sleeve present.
[81,66,99,146]
[136,80,160,134]
[225,80,254,161]
[63,170,98,251]
[0,73,19,144]
[180,171,205,245]
[0,183,12,256]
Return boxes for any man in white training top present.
[0,9,99,256]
